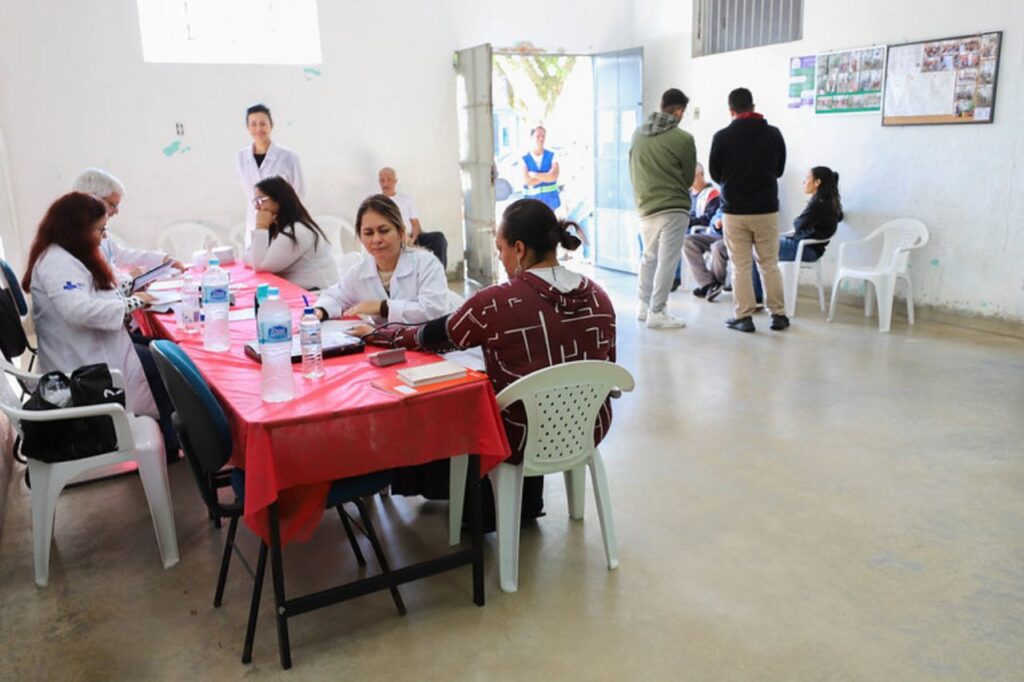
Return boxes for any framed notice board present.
[882,31,1001,126]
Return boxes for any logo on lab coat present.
[63,281,81,291]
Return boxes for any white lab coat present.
[30,246,157,417]
[250,225,339,291]
[236,142,305,243]
[100,237,166,272]
[315,247,453,324]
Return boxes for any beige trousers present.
[722,212,785,318]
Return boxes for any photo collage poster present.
[883,32,1000,125]
[814,46,885,115]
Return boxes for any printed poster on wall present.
[814,46,885,115]
[788,56,816,109]
[882,32,1001,126]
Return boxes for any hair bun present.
[557,219,583,252]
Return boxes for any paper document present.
[132,262,176,292]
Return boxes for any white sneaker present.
[637,302,649,321]
[646,310,686,329]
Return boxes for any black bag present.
[21,364,127,463]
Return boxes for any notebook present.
[396,359,467,387]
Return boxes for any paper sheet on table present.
[147,291,182,307]
[442,347,486,372]
[229,307,256,321]
[148,279,184,291]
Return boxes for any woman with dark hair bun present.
[367,198,617,521]
[250,175,338,290]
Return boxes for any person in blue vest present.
[521,125,561,212]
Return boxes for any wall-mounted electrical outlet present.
[175,123,185,136]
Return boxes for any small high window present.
[136,0,322,65]
[693,0,803,57]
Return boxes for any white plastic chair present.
[314,214,359,256]
[449,360,635,593]
[157,222,222,261]
[828,219,929,333]
[228,222,248,253]
[778,237,830,318]
[0,356,179,586]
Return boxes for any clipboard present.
[131,261,176,293]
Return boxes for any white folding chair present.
[314,214,359,256]
[0,356,179,586]
[828,219,929,333]
[778,237,830,318]
[449,360,635,592]
[157,222,222,261]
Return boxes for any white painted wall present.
[0,0,637,275]
[634,0,1024,322]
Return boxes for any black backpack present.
[20,364,127,462]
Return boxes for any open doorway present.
[455,45,642,285]
[492,52,594,275]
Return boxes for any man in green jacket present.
[629,88,697,329]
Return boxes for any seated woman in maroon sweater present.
[367,198,617,522]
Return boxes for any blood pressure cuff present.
[416,314,459,353]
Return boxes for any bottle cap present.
[208,257,220,266]
[268,287,280,298]
[256,283,270,300]
[304,307,315,315]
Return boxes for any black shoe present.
[671,278,682,293]
[692,284,708,298]
[723,283,733,292]
[770,314,790,331]
[705,281,723,302]
[725,316,755,332]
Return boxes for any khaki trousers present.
[722,212,785,318]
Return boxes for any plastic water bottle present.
[179,273,201,335]
[257,287,295,402]
[202,257,231,351]
[40,374,72,407]
[254,282,269,338]
[299,306,325,379]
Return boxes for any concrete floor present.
[1,269,1022,681]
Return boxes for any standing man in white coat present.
[236,103,305,247]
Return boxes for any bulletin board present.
[882,32,1001,126]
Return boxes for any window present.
[692,0,803,57]
[136,0,322,65]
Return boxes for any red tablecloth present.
[142,265,510,544]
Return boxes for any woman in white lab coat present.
[313,194,452,326]
[236,103,305,245]
[250,176,338,290]
[22,192,178,458]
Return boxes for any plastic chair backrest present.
[314,214,358,254]
[0,258,28,316]
[874,219,929,274]
[0,287,30,361]
[228,222,247,253]
[495,360,635,476]
[150,340,232,471]
[157,222,222,260]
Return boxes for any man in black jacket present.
[709,88,788,332]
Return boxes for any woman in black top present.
[754,167,842,301]
[782,166,842,260]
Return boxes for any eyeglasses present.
[253,196,271,208]
[98,225,108,234]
